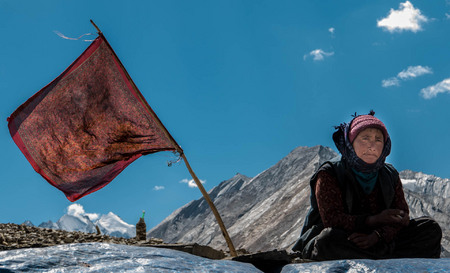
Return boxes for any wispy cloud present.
[328,27,335,38]
[420,78,450,99]
[304,49,334,61]
[153,185,165,191]
[377,1,428,33]
[180,178,206,188]
[382,65,432,87]
[398,65,433,80]
[382,77,400,88]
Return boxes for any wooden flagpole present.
[180,153,237,257]
[90,20,237,257]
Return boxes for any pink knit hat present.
[348,113,389,143]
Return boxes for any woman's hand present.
[399,211,410,227]
[366,209,409,227]
[348,232,379,249]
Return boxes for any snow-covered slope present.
[56,214,96,233]
[96,212,135,238]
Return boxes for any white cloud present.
[304,49,334,61]
[382,65,432,87]
[446,13,450,20]
[328,27,335,34]
[67,203,85,216]
[382,77,400,87]
[66,204,99,222]
[420,78,450,99]
[86,213,99,222]
[153,185,165,191]
[180,178,206,188]
[377,1,428,32]
[397,65,432,80]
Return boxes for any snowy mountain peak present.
[96,212,135,238]
[22,220,34,227]
[38,220,58,229]
[32,204,136,238]
[57,214,96,233]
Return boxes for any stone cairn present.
[136,210,147,241]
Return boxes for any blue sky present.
[1,1,449,229]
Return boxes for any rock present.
[95,225,101,235]
[149,237,163,244]
[233,249,296,273]
[63,237,74,244]
[151,243,226,260]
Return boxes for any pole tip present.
[90,19,102,34]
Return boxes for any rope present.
[53,31,95,42]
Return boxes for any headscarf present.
[332,111,391,173]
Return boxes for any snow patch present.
[401,179,418,191]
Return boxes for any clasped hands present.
[348,209,409,249]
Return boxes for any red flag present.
[7,35,181,202]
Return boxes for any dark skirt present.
[300,216,442,261]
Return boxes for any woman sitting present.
[293,111,442,260]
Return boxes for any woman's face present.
[352,128,384,164]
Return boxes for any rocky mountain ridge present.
[400,169,450,251]
[148,145,450,257]
[149,145,337,252]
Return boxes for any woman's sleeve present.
[392,177,409,214]
[379,177,410,242]
[315,170,366,232]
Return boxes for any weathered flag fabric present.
[7,35,180,201]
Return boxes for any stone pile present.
[0,223,226,260]
[0,223,163,251]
